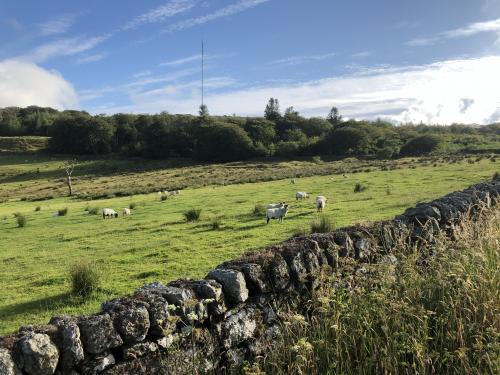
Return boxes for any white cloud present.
[0,59,78,109]
[123,0,196,30]
[75,53,107,64]
[266,52,336,66]
[351,51,371,58]
[38,14,76,36]
[92,55,500,125]
[406,18,500,46]
[163,0,270,33]
[22,35,109,63]
[159,52,234,67]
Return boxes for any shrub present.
[87,207,99,215]
[70,260,100,298]
[211,217,223,230]
[354,182,367,193]
[129,202,137,209]
[184,208,201,222]
[16,213,27,227]
[292,227,310,237]
[160,195,168,201]
[386,187,392,195]
[253,204,266,216]
[34,206,41,212]
[311,156,322,164]
[58,207,68,216]
[400,135,442,156]
[493,171,499,181]
[311,215,334,233]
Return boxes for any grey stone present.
[354,238,372,261]
[193,279,223,301]
[137,282,192,306]
[207,269,248,306]
[270,256,290,290]
[80,352,115,375]
[14,333,59,375]
[0,348,21,375]
[122,342,158,360]
[132,290,174,337]
[78,314,123,354]
[50,317,84,372]
[218,308,257,349]
[101,300,150,343]
[241,263,268,294]
[404,204,441,222]
[156,334,178,349]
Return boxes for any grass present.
[15,213,27,227]
[0,156,498,334]
[184,208,202,222]
[310,215,334,233]
[258,206,500,375]
[57,207,68,216]
[0,136,49,154]
[70,260,101,298]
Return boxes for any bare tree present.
[64,160,76,196]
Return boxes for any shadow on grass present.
[0,292,79,318]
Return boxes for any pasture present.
[0,156,498,334]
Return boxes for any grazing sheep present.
[102,208,118,219]
[266,202,285,210]
[266,204,289,223]
[296,191,309,200]
[169,190,179,196]
[123,208,131,216]
[316,196,327,203]
[316,198,326,212]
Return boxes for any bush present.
[399,135,441,156]
[311,215,334,233]
[16,213,27,227]
[311,155,322,164]
[292,227,310,237]
[160,195,168,201]
[184,208,201,222]
[253,204,266,216]
[87,207,99,215]
[70,260,100,298]
[211,217,223,230]
[129,202,137,209]
[354,182,367,193]
[493,171,499,181]
[58,207,68,216]
[34,206,41,212]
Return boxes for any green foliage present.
[211,217,223,230]
[129,202,137,209]
[34,206,41,212]
[87,207,99,215]
[310,215,334,233]
[354,182,367,192]
[160,194,168,201]
[184,208,202,222]
[69,260,100,298]
[400,135,442,156]
[58,207,68,216]
[253,204,266,216]
[15,213,26,227]
[264,98,281,122]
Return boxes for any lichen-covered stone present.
[78,314,123,354]
[269,255,290,290]
[80,352,115,375]
[0,348,21,375]
[101,299,150,343]
[218,308,257,349]
[240,263,268,294]
[50,316,84,372]
[207,269,248,306]
[122,342,158,360]
[14,333,59,375]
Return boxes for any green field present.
[0,156,498,334]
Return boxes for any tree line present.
[0,101,498,162]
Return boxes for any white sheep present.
[169,190,179,196]
[316,196,327,203]
[316,198,326,212]
[266,202,285,210]
[266,204,289,223]
[123,208,131,216]
[102,208,118,219]
[296,191,309,200]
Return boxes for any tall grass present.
[310,215,334,233]
[69,260,101,298]
[184,208,202,222]
[259,206,500,374]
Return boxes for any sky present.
[1,0,500,124]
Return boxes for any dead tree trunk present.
[64,161,75,196]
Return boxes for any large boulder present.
[78,314,123,354]
[207,269,248,306]
[14,333,59,375]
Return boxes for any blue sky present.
[1,0,500,124]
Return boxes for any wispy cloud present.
[406,18,500,46]
[38,14,76,36]
[163,0,270,33]
[3,18,23,31]
[123,0,196,30]
[351,51,371,58]
[159,52,234,67]
[266,52,336,66]
[22,34,109,63]
[90,55,500,125]
[75,53,107,64]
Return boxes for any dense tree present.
[264,98,281,122]
[327,106,342,127]
[400,135,442,156]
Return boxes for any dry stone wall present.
[1,180,499,375]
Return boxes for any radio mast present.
[201,40,204,107]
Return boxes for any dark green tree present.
[264,98,281,121]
